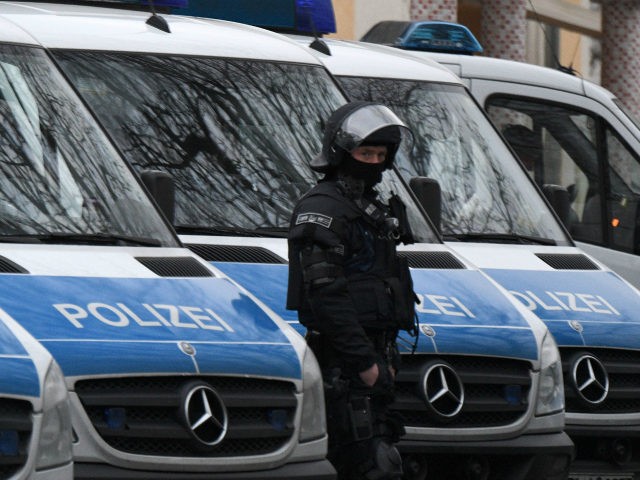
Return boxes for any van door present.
[479,83,640,287]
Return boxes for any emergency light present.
[170,0,336,34]
[361,20,483,55]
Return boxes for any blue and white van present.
[0,314,72,479]
[42,2,574,478]
[0,3,332,479]
[359,20,640,480]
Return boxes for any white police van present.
[364,21,640,292]
[361,20,640,480]
[42,1,575,478]
[0,3,331,479]
[0,316,72,479]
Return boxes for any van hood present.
[485,269,640,349]
[214,263,539,361]
[0,318,39,397]
[0,275,300,380]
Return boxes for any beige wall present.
[330,0,410,40]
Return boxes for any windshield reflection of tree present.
[59,53,343,230]
[340,77,538,236]
[0,52,123,235]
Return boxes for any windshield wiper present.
[444,232,557,246]
[0,233,162,246]
[175,225,288,238]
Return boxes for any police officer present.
[287,101,418,480]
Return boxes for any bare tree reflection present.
[56,52,346,230]
[339,77,548,238]
[0,46,171,242]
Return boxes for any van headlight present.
[299,347,326,442]
[536,333,565,416]
[35,361,73,470]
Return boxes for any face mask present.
[341,156,385,188]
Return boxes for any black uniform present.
[287,174,415,480]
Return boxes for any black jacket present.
[287,178,407,375]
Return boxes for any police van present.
[0,316,72,479]
[0,3,332,479]
[361,20,640,480]
[42,1,577,478]
[363,20,640,291]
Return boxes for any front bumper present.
[74,458,336,480]
[400,431,574,480]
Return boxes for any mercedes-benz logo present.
[571,353,609,406]
[421,361,464,420]
[180,382,228,448]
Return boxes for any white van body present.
[327,38,640,479]
[422,52,640,291]
[0,3,331,479]
[0,314,72,480]
[48,5,575,474]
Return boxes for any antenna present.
[300,3,331,55]
[145,0,171,33]
[527,0,576,75]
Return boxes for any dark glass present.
[0,45,177,246]
[55,52,438,243]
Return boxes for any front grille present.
[135,256,214,277]
[393,355,532,428]
[0,399,32,478]
[536,253,600,270]
[186,244,287,264]
[75,376,297,457]
[398,251,465,269]
[561,348,640,414]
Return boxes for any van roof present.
[0,1,323,64]
[410,51,620,109]
[290,35,463,85]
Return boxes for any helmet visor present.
[333,104,413,153]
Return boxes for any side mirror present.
[140,170,175,224]
[409,177,441,234]
[542,184,570,227]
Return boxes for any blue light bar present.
[295,0,336,34]
[401,21,483,54]
[169,0,336,34]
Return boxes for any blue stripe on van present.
[486,269,640,349]
[0,276,299,379]
[0,357,39,397]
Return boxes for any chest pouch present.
[386,254,419,336]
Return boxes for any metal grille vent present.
[0,256,28,274]
[535,253,600,270]
[393,355,532,428]
[135,256,213,277]
[0,399,32,478]
[186,244,287,264]
[75,376,297,458]
[398,251,465,269]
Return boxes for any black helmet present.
[311,101,413,173]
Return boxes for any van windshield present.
[0,45,177,246]
[338,77,571,245]
[53,52,438,243]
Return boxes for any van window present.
[0,45,176,246]
[487,96,640,254]
[339,77,569,245]
[54,51,439,243]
